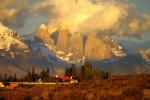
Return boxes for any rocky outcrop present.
[35,23,127,61]
[108,37,127,57]
[53,29,126,61]
[140,49,150,62]
[55,28,70,53]
[84,33,112,60]
[36,24,54,48]
[70,32,84,58]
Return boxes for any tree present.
[31,68,38,82]
[65,64,78,77]
[23,68,39,82]
[79,62,110,81]
[8,75,13,82]
[70,64,78,77]
[13,73,18,82]
[65,67,71,76]
[80,62,94,81]
[4,74,8,81]
[93,69,101,80]
[46,68,49,76]
[39,68,50,82]
[27,68,32,82]
[0,74,3,82]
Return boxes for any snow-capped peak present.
[39,24,47,30]
[0,22,13,35]
[140,49,150,62]
[0,22,29,58]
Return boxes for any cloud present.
[1,0,150,35]
[127,14,150,35]
[0,0,29,28]
[32,0,150,35]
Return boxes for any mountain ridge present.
[0,22,149,76]
[0,22,55,76]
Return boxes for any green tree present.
[13,73,17,82]
[8,75,13,82]
[80,62,94,80]
[39,68,50,82]
[79,62,110,81]
[24,68,39,82]
[70,64,78,77]
[0,74,3,82]
[27,68,32,82]
[65,64,78,77]
[4,74,8,81]
[65,67,71,76]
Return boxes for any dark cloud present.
[0,0,30,28]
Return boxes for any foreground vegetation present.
[0,74,150,100]
[0,62,109,82]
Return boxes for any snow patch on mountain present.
[140,49,150,62]
[0,22,29,58]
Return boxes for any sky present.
[130,0,150,13]
[0,0,150,53]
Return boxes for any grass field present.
[0,74,150,100]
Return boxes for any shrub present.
[0,94,5,100]
[122,87,143,98]
[24,95,32,100]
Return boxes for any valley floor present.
[0,74,150,100]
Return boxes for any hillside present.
[0,22,55,76]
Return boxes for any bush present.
[122,87,143,97]
[24,95,32,100]
[0,94,5,100]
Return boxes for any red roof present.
[60,76,72,81]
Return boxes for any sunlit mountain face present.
[0,0,150,76]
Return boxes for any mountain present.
[140,49,150,62]
[91,54,150,75]
[1,22,149,76]
[24,24,127,62]
[0,22,29,58]
[70,32,84,59]
[36,24,54,49]
[117,39,150,54]
[0,22,55,77]
[84,33,112,60]
[22,24,150,75]
[53,28,126,61]
[55,28,70,53]
[0,55,26,76]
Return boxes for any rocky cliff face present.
[24,24,127,62]
[36,24,54,49]
[140,49,150,62]
[55,28,70,53]
[53,29,126,61]
[84,33,112,60]
[70,32,84,59]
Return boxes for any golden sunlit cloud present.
[33,0,150,35]
[1,0,150,35]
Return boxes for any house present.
[59,76,78,84]
[0,82,4,88]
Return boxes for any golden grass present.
[0,74,150,100]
